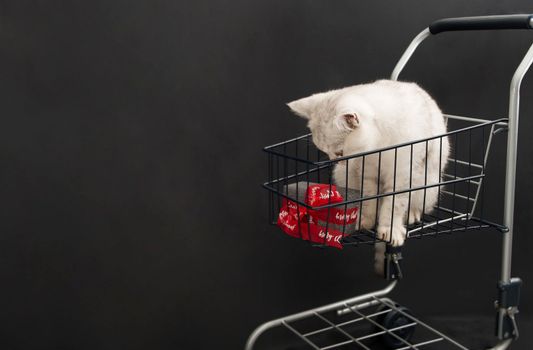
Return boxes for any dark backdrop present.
[1,1,533,349]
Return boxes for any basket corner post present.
[384,244,404,280]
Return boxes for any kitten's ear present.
[287,92,329,119]
[287,97,313,119]
[334,113,360,131]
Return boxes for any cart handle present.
[429,14,533,35]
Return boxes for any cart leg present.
[495,40,533,347]
[244,281,397,350]
[245,319,283,350]
[487,339,512,350]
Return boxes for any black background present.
[1,1,533,349]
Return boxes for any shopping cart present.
[246,14,533,350]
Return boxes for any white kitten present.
[288,80,449,272]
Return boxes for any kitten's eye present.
[334,151,343,158]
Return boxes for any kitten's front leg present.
[353,156,379,231]
[408,204,422,225]
[334,155,380,231]
[360,201,377,230]
[376,193,408,246]
[359,176,378,230]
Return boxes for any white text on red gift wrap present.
[318,229,343,244]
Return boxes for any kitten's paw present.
[407,209,422,225]
[376,225,406,246]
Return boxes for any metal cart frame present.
[246,15,533,350]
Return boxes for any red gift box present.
[277,184,359,249]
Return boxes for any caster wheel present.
[375,304,416,348]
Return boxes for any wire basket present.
[263,116,508,248]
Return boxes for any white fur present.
[288,80,450,273]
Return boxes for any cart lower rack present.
[246,282,475,350]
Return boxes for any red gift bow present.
[277,184,358,249]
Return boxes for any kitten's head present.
[287,88,370,159]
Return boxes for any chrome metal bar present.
[336,299,382,316]
[501,41,533,282]
[244,282,397,350]
[391,28,431,80]
[320,340,353,350]
[487,339,513,350]
[444,113,508,126]
[497,40,533,340]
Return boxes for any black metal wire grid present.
[263,118,508,247]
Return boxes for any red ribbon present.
[277,184,358,249]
